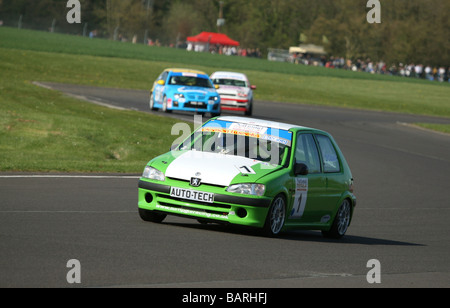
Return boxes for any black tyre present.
[262,194,286,237]
[197,219,209,225]
[322,199,351,239]
[149,93,158,111]
[162,96,172,113]
[139,208,166,223]
[244,101,253,116]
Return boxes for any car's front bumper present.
[219,97,250,111]
[169,98,220,113]
[138,179,271,227]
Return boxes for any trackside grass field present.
[0,27,449,172]
[0,63,187,172]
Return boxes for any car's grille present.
[155,193,232,219]
[185,102,207,109]
[157,202,229,217]
[187,94,206,100]
[156,193,231,209]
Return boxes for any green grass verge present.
[414,123,450,134]
[0,77,189,173]
[0,27,449,172]
[0,49,192,173]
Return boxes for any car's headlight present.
[174,93,185,103]
[174,93,184,100]
[142,166,165,181]
[226,183,265,196]
[208,96,219,104]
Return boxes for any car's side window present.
[158,71,168,82]
[295,133,321,174]
[316,134,341,173]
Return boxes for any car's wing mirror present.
[294,163,309,176]
[250,85,257,90]
[157,80,165,86]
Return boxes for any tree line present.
[1,0,448,66]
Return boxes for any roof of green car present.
[216,116,320,133]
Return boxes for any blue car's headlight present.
[174,93,184,100]
[208,96,219,104]
[174,93,185,103]
[142,166,165,181]
[226,183,265,196]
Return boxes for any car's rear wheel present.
[139,208,166,223]
[263,194,286,236]
[244,101,253,116]
[322,199,351,239]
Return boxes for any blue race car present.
[149,68,221,116]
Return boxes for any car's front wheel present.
[322,199,352,239]
[162,96,172,113]
[149,93,158,111]
[139,208,166,223]
[262,194,286,237]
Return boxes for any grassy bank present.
[2,45,449,118]
[415,123,450,134]
[0,27,429,82]
[0,50,189,173]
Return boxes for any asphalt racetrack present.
[1,82,449,288]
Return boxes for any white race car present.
[210,71,256,116]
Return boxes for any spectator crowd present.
[187,42,262,58]
[291,53,450,82]
[153,37,449,83]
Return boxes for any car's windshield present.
[180,120,292,166]
[212,78,247,88]
[169,75,214,88]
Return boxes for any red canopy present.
[187,32,239,46]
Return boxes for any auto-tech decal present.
[290,178,308,219]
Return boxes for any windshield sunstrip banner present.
[201,120,293,146]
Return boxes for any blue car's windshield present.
[169,76,214,88]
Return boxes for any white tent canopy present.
[289,44,326,55]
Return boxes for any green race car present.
[138,116,356,238]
